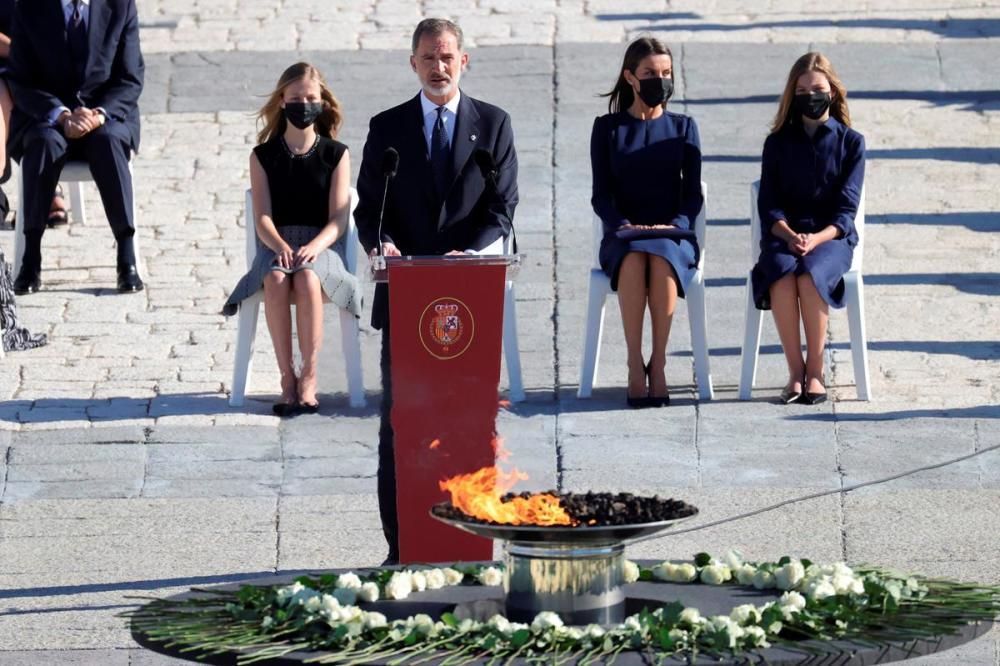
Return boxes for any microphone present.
[473,148,515,254]
[374,147,399,271]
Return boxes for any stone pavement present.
[0,1,999,663]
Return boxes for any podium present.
[378,254,522,564]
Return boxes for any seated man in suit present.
[354,17,519,564]
[8,0,144,294]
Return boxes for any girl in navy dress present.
[751,52,865,405]
[590,37,703,407]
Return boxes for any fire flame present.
[438,438,574,526]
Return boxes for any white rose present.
[477,566,504,587]
[275,582,302,604]
[261,616,274,629]
[752,570,776,590]
[410,571,428,592]
[443,567,465,586]
[723,550,744,571]
[735,563,758,585]
[488,614,513,635]
[779,591,807,613]
[623,560,640,584]
[700,564,731,585]
[653,562,698,583]
[729,604,761,626]
[364,611,388,629]
[774,561,805,590]
[667,628,688,643]
[708,616,744,649]
[530,611,564,632]
[744,625,769,647]
[358,582,380,603]
[424,569,447,590]
[458,618,478,633]
[304,595,322,613]
[320,594,341,615]
[623,616,643,633]
[808,580,837,601]
[585,624,606,639]
[336,573,363,590]
[385,572,413,600]
[679,607,702,626]
[410,613,436,636]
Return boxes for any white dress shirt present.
[420,89,460,154]
[62,0,92,28]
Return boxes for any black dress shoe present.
[779,386,803,405]
[13,266,41,295]
[116,264,144,293]
[298,401,320,415]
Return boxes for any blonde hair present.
[771,52,851,133]
[257,62,343,144]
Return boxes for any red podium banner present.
[387,256,512,563]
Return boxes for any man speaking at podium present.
[354,17,519,564]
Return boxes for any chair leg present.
[14,169,26,275]
[503,281,525,403]
[686,267,714,401]
[577,270,610,399]
[68,181,86,225]
[738,273,763,401]
[229,294,261,408]
[844,272,872,401]
[340,309,366,408]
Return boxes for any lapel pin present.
[470,134,477,141]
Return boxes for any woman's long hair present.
[602,37,673,114]
[771,52,851,132]
[257,62,343,144]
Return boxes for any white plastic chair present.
[229,187,365,408]
[577,181,714,401]
[13,159,142,276]
[501,234,525,402]
[738,181,871,401]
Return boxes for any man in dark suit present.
[354,17,518,564]
[8,0,144,294]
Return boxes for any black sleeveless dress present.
[222,136,361,318]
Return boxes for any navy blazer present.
[355,91,519,330]
[7,0,144,159]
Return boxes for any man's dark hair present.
[411,18,464,53]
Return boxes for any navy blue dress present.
[751,116,865,310]
[590,110,703,295]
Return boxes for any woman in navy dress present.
[590,37,702,407]
[751,52,865,405]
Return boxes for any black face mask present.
[793,91,832,120]
[283,102,324,130]
[636,77,673,108]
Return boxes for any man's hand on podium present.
[369,242,401,258]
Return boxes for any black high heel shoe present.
[646,362,670,407]
[803,376,827,405]
[779,377,804,405]
[626,362,649,408]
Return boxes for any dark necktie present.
[67,0,88,82]
[430,106,451,202]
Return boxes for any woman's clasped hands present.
[274,241,325,270]
[787,232,821,257]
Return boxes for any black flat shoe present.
[272,402,298,417]
[13,266,41,295]
[779,386,803,404]
[649,392,670,407]
[117,263,144,293]
[804,391,827,405]
[298,401,320,414]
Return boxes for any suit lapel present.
[448,94,479,194]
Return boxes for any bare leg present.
[646,255,678,399]
[617,252,649,399]
[0,79,11,168]
[797,273,830,395]
[769,272,805,393]
[292,269,324,406]
[263,270,296,405]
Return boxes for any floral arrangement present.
[129,552,999,664]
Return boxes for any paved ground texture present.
[0,1,999,663]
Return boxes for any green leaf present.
[639,569,654,581]
[294,575,318,588]
[659,601,684,627]
[694,552,712,567]
[778,556,791,566]
[319,574,337,589]
[801,558,813,569]
[511,629,532,647]
[441,612,458,628]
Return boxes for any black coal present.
[435,491,697,527]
